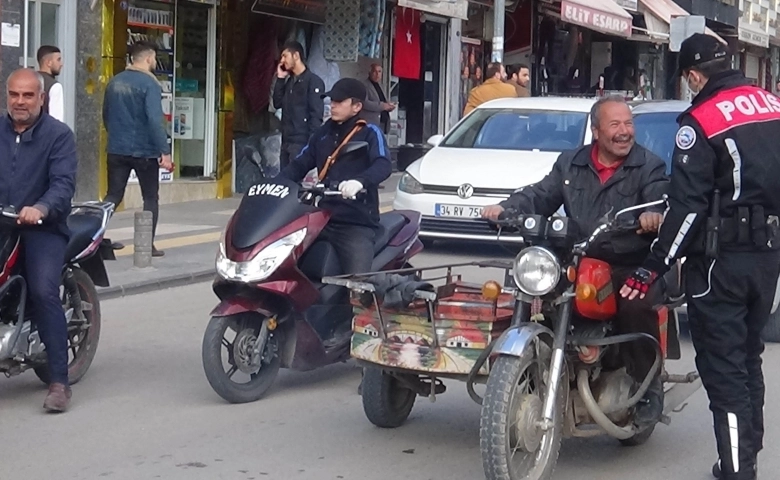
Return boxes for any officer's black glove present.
[620,267,659,300]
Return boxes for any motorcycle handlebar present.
[300,183,368,198]
[0,208,42,225]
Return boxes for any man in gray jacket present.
[360,64,394,133]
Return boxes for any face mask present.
[686,74,700,96]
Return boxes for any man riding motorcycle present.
[482,95,669,427]
[278,77,392,276]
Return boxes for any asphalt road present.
[2,243,779,480]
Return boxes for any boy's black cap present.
[678,33,728,74]
[322,78,367,102]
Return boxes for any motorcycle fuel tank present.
[574,258,618,321]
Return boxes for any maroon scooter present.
[202,174,423,404]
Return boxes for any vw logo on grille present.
[457,183,474,199]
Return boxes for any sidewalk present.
[98,173,401,299]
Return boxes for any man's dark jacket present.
[0,113,77,237]
[500,143,669,265]
[272,68,325,146]
[279,115,392,228]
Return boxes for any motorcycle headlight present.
[216,228,307,282]
[512,246,561,296]
[398,172,424,194]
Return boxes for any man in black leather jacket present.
[483,95,669,427]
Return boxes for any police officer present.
[620,34,780,480]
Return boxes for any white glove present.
[338,180,364,199]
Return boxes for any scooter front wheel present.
[202,314,281,404]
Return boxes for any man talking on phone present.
[273,41,326,170]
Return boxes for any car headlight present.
[398,172,424,194]
[513,246,561,296]
[216,228,307,282]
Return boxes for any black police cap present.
[678,33,728,74]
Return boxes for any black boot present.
[712,460,758,479]
[634,376,663,428]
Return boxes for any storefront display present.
[460,38,484,115]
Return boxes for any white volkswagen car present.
[393,97,597,243]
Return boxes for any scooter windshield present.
[231,178,308,250]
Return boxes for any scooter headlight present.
[512,246,561,296]
[216,228,307,282]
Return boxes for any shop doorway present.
[397,19,445,144]
[173,0,217,179]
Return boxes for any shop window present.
[23,0,60,66]
[124,0,217,181]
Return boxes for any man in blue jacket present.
[103,41,173,257]
[279,78,392,275]
[1,68,77,411]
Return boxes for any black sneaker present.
[634,377,664,428]
[152,246,165,257]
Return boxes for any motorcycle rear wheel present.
[35,267,102,385]
[481,351,564,480]
[202,314,281,404]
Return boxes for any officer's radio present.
[705,189,721,258]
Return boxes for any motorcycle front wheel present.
[480,351,564,480]
[35,267,102,385]
[202,313,282,404]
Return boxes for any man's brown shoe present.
[43,383,72,413]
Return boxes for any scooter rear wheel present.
[35,267,102,385]
[202,314,281,404]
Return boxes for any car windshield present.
[633,111,680,173]
[440,108,588,152]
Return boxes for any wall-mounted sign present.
[561,0,632,38]
[398,0,468,20]
[614,0,638,13]
[739,22,769,47]
[251,0,325,24]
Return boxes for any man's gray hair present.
[33,71,45,92]
[7,68,46,93]
[590,95,629,129]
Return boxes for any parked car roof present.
[476,96,598,113]
[631,100,690,114]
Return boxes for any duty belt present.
[717,206,780,249]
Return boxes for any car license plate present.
[435,204,483,218]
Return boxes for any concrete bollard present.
[134,211,154,268]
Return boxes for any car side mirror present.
[427,134,444,147]
[342,141,369,155]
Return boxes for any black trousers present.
[104,154,160,239]
[320,222,375,275]
[21,231,69,384]
[685,252,780,480]
[279,142,305,172]
[613,266,663,383]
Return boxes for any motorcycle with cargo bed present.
[323,199,701,480]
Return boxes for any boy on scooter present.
[278,77,392,275]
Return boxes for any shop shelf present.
[128,21,173,31]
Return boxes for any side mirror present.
[342,141,369,155]
[427,134,444,147]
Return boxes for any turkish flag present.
[393,7,421,80]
